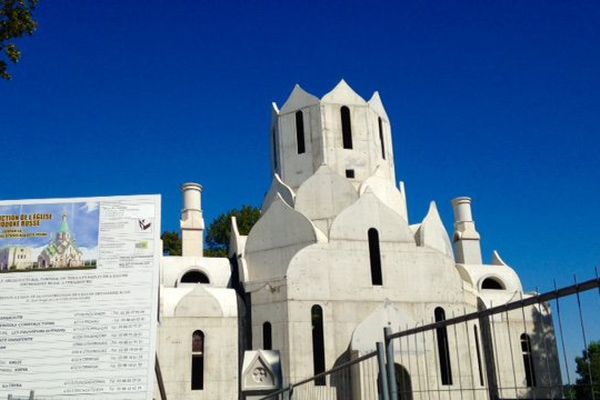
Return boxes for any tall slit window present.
[272,128,278,170]
[295,110,306,154]
[378,117,386,159]
[473,325,485,386]
[520,333,536,387]
[263,322,272,350]
[341,106,353,149]
[435,307,453,385]
[311,305,326,385]
[191,330,204,390]
[368,228,382,286]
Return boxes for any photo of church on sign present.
[0,202,99,273]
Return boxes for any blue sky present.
[0,202,99,249]
[0,1,599,292]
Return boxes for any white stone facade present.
[156,81,560,400]
[0,246,33,270]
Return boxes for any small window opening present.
[378,117,386,159]
[295,110,306,154]
[341,106,353,149]
[368,228,383,286]
[180,270,210,284]
[474,325,485,386]
[481,278,504,290]
[191,330,204,390]
[345,169,355,178]
[435,307,453,385]
[521,333,536,387]
[263,322,272,350]
[311,305,326,385]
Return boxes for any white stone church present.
[155,81,561,400]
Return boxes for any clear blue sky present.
[1,1,599,292]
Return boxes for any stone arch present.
[246,194,324,282]
[294,164,358,234]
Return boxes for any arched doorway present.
[377,364,413,400]
[395,364,413,400]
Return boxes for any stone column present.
[451,197,482,264]
[180,182,205,257]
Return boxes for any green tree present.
[205,205,260,257]
[574,341,600,399]
[161,231,182,256]
[1,0,39,80]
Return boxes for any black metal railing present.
[254,272,599,400]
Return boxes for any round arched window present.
[481,277,504,290]
[180,270,210,284]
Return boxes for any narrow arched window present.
[191,330,204,390]
[341,106,353,149]
[378,117,386,159]
[473,325,484,386]
[295,110,306,154]
[272,128,278,170]
[368,228,382,286]
[311,305,326,385]
[435,307,453,385]
[521,333,536,387]
[263,322,272,350]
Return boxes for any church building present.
[155,81,561,400]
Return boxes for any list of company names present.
[0,196,160,400]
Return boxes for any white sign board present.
[0,195,161,400]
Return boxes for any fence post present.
[155,353,168,400]
[377,342,390,400]
[384,327,398,400]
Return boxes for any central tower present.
[270,80,396,191]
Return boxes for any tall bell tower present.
[270,80,397,191]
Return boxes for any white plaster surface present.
[155,81,561,400]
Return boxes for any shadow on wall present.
[331,349,352,400]
[530,303,562,399]
[478,297,562,400]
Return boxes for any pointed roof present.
[416,201,454,258]
[261,173,296,214]
[359,165,407,221]
[321,79,367,105]
[491,250,508,266]
[368,91,389,121]
[279,84,320,114]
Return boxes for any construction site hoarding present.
[0,195,161,400]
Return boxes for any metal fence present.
[257,273,599,400]
[258,350,382,400]
[385,275,600,400]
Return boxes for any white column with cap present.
[180,182,205,257]
[451,197,482,264]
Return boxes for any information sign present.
[0,195,160,400]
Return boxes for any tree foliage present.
[205,205,260,257]
[0,0,38,80]
[574,341,600,399]
[161,231,182,256]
